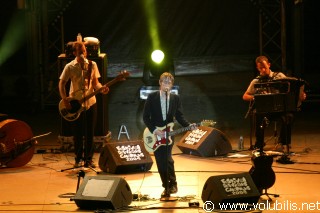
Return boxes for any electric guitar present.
[143,120,215,152]
[59,70,129,121]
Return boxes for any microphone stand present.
[246,100,255,150]
[70,169,85,202]
[160,89,177,202]
[276,113,294,164]
[81,63,99,173]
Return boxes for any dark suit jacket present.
[143,91,190,133]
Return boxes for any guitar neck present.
[79,77,120,104]
[168,123,199,137]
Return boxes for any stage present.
[1,90,319,213]
[1,118,320,212]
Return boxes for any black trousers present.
[154,142,177,189]
[255,112,294,148]
[72,104,97,162]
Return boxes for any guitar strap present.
[256,71,279,83]
[87,60,92,87]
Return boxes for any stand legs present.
[261,189,280,201]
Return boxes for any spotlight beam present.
[0,11,26,67]
[142,0,160,50]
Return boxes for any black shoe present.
[84,161,96,168]
[169,184,178,194]
[161,189,169,198]
[74,161,82,168]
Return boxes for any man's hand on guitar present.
[154,129,166,138]
[189,123,198,131]
[100,86,109,94]
[63,98,71,110]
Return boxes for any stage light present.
[151,50,164,64]
[141,0,174,86]
[143,49,174,86]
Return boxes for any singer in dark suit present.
[143,72,195,198]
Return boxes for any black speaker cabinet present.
[201,173,260,208]
[58,53,108,136]
[177,126,232,157]
[99,140,153,174]
[73,175,132,210]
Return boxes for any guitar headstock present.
[115,70,130,81]
[200,119,216,127]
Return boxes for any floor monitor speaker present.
[99,140,153,174]
[201,173,260,209]
[73,175,132,210]
[177,126,232,157]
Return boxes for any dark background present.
[0,0,319,142]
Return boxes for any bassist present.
[59,41,109,168]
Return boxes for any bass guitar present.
[59,70,129,121]
[143,120,214,152]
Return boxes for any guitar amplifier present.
[57,53,108,137]
[65,41,100,57]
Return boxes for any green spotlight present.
[0,11,26,67]
[151,50,165,64]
